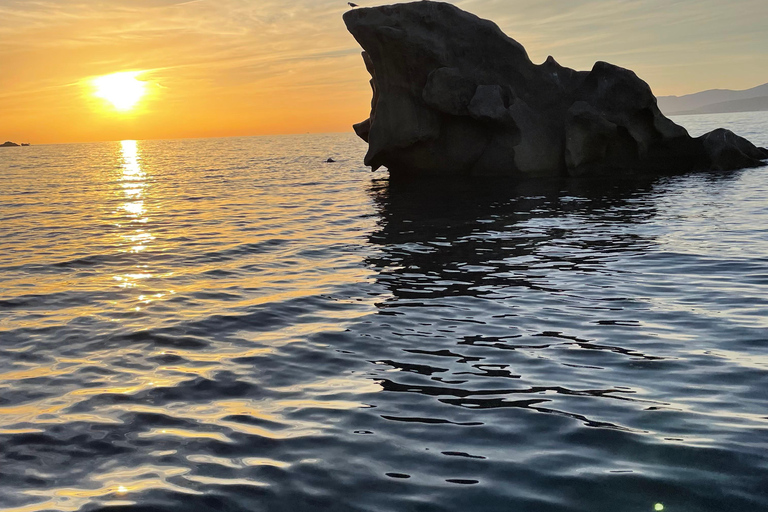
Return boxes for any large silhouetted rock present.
[343,2,768,178]
[1,141,20,147]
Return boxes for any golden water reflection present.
[115,140,157,295]
[119,140,152,247]
[1,137,411,512]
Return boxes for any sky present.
[1,0,766,144]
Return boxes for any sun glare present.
[93,71,148,111]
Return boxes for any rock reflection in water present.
[363,176,663,424]
[345,174,767,511]
[368,177,659,298]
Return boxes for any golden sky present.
[1,0,766,144]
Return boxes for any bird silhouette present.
[348,2,358,7]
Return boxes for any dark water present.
[1,115,767,512]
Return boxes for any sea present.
[1,111,767,512]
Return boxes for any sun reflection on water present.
[119,140,150,225]
[115,140,156,290]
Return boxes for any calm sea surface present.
[1,113,767,512]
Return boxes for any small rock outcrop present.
[1,141,20,147]
[343,2,768,178]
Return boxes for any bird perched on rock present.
[348,2,358,7]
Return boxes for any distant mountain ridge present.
[657,82,768,116]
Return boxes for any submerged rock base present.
[343,2,768,178]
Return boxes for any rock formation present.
[343,2,768,178]
[1,141,20,147]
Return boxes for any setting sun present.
[92,71,148,112]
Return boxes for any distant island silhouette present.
[1,141,20,147]
[658,83,768,116]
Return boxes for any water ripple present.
[1,125,768,511]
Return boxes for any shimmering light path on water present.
[1,114,767,512]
